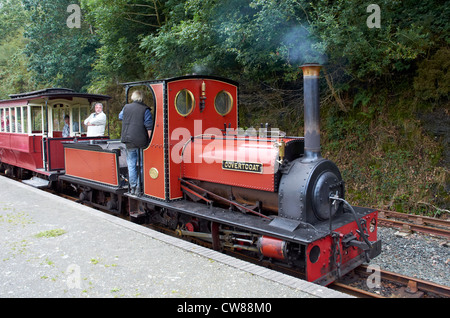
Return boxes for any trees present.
[81,0,164,91]
[22,0,99,92]
[0,0,35,99]
[140,0,325,83]
[139,0,445,86]
[3,0,445,94]
[310,0,434,81]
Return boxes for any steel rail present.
[378,209,450,228]
[377,209,450,239]
[357,265,450,298]
[378,218,450,239]
[330,282,384,298]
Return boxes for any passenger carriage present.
[0,88,111,183]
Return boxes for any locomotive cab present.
[121,76,239,200]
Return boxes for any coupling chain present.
[331,232,342,278]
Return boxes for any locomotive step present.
[22,176,50,189]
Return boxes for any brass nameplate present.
[222,161,263,174]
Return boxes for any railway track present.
[331,265,450,298]
[377,209,450,239]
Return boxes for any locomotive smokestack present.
[301,63,322,163]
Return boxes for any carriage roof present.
[0,88,110,105]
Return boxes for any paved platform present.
[0,175,349,299]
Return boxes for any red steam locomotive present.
[0,64,381,285]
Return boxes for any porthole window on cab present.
[175,89,195,117]
[214,90,233,116]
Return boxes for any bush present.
[414,48,450,101]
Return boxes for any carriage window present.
[52,104,69,132]
[1,108,7,132]
[0,109,4,132]
[72,107,79,134]
[175,89,195,117]
[53,106,62,131]
[214,90,233,116]
[80,106,88,133]
[15,107,23,133]
[8,108,14,132]
[22,106,28,134]
[7,107,13,132]
[72,105,88,134]
[31,106,43,133]
[8,107,21,133]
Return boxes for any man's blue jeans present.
[126,148,141,191]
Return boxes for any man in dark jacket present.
[119,90,153,195]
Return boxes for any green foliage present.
[141,0,325,82]
[9,0,447,92]
[0,30,36,99]
[139,0,446,85]
[0,1,37,98]
[414,48,450,101]
[0,0,26,42]
[310,0,434,80]
[23,0,99,91]
[81,0,164,91]
[322,85,448,215]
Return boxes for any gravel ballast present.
[371,226,449,287]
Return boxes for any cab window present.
[175,89,195,117]
[214,90,233,116]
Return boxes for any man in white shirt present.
[84,103,106,137]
